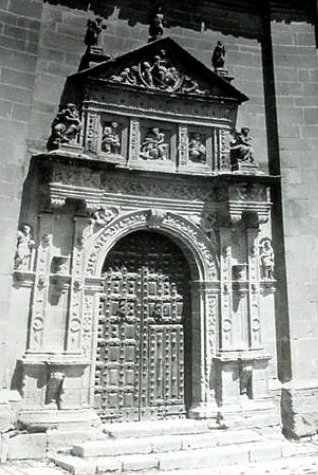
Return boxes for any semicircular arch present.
[85,209,219,282]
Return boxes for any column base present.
[281,381,318,439]
[17,408,101,432]
[189,398,280,433]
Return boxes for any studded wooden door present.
[94,231,191,423]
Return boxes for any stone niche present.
[14,37,280,432]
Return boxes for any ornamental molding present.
[84,209,218,281]
[101,172,216,202]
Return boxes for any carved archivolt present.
[84,209,218,281]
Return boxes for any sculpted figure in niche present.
[102,121,121,154]
[230,127,255,165]
[140,127,169,160]
[188,133,206,163]
[212,41,226,70]
[47,103,82,151]
[14,224,35,270]
[259,238,275,280]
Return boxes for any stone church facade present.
[0,0,317,451]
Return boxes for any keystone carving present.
[147,209,167,229]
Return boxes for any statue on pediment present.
[189,133,206,163]
[140,127,169,160]
[148,5,165,43]
[212,41,226,70]
[47,103,82,151]
[84,17,104,47]
[230,127,255,165]
[102,121,121,154]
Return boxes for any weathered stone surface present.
[6,434,47,460]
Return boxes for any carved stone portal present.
[16,35,278,432]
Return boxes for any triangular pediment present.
[71,37,248,102]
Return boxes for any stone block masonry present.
[0,0,42,390]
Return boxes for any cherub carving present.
[259,238,275,280]
[89,207,118,230]
[47,103,82,151]
[14,224,35,270]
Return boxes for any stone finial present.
[212,40,226,70]
[148,5,165,42]
[47,103,82,151]
[84,17,105,47]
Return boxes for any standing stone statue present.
[84,17,104,47]
[148,5,165,42]
[14,224,35,270]
[259,238,275,280]
[47,103,82,151]
[212,41,226,70]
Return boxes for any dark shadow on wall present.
[259,2,293,387]
[44,0,264,39]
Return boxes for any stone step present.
[71,429,261,458]
[101,419,213,439]
[52,440,283,474]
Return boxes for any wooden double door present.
[94,231,191,422]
